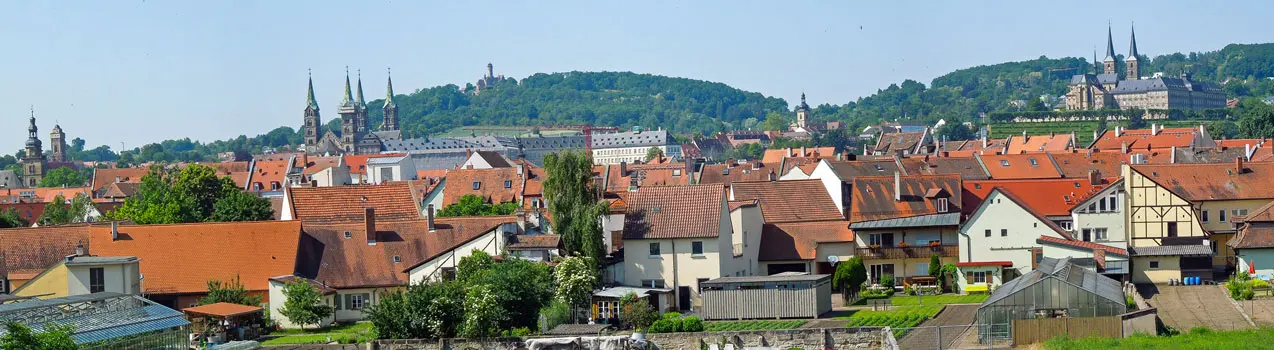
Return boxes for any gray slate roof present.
[1110,78,1223,95]
[1128,244,1214,257]
[0,170,20,189]
[591,130,675,149]
[849,212,961,230]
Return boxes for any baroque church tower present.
[1125,24,1140,80]
[382,68,399,131]
[795,92,810,131]
[303,70,322,151]
[21,107,46,188]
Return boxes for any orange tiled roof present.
[977,154,1062,180]
[287,182,421,224]
[1049,151,1123,178]
[92,167,151,192]
[730,180,842,223]
[1005,134,1074,154]
[1216,139,1266,149]
[344,153,407,175]
[302,156,343,175]
[758,221,853,261]
[443,168,524,206]
[509,234,562,249]
[1130,162,1274,201]
[248,160,292,192]
[698,162,778,185]
[0,187,94,204]
[850,174,961,223]
[299,216,516,288]
[0,225,91,280]
[89,221,301,294]
[1091,127,1204,151]
[622,184,725,239]
[761,147,836,163]
[1037,235,1128,256]
[183,302,263,317]
[963,178,1113,217]
[914,156,990,180]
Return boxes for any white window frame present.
[349,294,368,310]
[972,271,987,284]
[1094,228,1108,241]
[1234,209,1250,217]
[936,198,949,212]
[691,241,704,257]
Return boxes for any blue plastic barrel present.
[1191,277,1199,285]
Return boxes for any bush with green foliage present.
[646,319,676,333]
[1228,272,1256,301]
[880,274,896,289]
[680,316,704,332]
[619,293,658,331]
[0,322,76,350]
[199,275,262,306]
[278,280,334,330]
[437,194,519,217]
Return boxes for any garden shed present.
[975,257,1126,342]
[699,273,831,320]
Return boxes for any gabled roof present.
[759,222,853,261]
[0,202,45,225]
[828,159,905,179]
[849,174,961,223]
[248,160,292,192]
[622,185,725,240]
[969,188,1073,239]
[698,162,778,185]
[1035,236,1129,257]
[1130,162,1274,201]
[874,131,926,154]
[914,157,990,180]
[472,151,512,168]
[287,182,421,224]
[1230,200,1274,249]
[730,180,842,223]
[977,153,1062,180]
[509,234,562,249]
[443,168,524,206]
[343,154,407,175]
[1005,134,1073,154]
[1049,151,1122,178]
[761,147,836,163]
[91,168,151,193]
[962,178,1111,217]
[1091,127,1205,151]
[89,221,302,294]
[298,216,515,288]
[0,225,91,280]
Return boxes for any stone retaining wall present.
[364,327,885,350]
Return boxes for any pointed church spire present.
[385,67,396,107]
[306,69,319,110]
[341,66,355,107]
[1127,23,1140,61]
[1104,23,1116,62]
[356,69,367,108]
[1093,49,1099,74]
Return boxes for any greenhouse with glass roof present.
[975,257,1127,342]
[0,292,189,349]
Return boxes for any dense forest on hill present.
[12,43,1274,168]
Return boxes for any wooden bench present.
[867,298,893,311]
[965,284,990,294]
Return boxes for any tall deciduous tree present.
[365,281,465,339]
[456,250,496,282]
[208,187,274,222]
[1239,99,1274,138]
[437,194,518,217]
[38,194,94,226]
[38,166,87,188]
[761,111,789,131]
[108,164,272,224]
[644,147,664,162]
[554,256,598,322]
[0,208,28,229]
[543,151,608,265]
[460,284,505,338]
[279,280,334,330]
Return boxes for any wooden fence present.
[1011,316,1122,345]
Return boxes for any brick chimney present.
[365,208,377,245]
[1237,157,1245,174]
[619,161,628,176]
[427,204,436,232]
[74,242,86,256]
[1089,170,1102,186]
[111,221,119,241]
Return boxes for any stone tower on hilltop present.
[1125,24,1140,80]
[1102,25,1117,76]
[795,93,810,131]
[49,123,67,163]
[303,70,322,151]
[382,68,399,131]
[21,108,46,188]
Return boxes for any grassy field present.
[261,323,376,346]
[889,294,988,306]
[703,320,807,331]
[1044,327,1274,350]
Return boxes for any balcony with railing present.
[860,242,959,260]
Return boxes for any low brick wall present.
[368,327,885,350]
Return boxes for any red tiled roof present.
[622,185,725,240]
[1005,134,1074,154]
[758,221,853,261]
[92,167,151,193]
[1037,235,1128,257]
[977,154,1062,180]
[730,180,842,223]
[1216,139,1266,149]
[1232,201,1274,249]
[698,162,779,185]
[183,302,263,318]
[0,202,45,224]
[298,216,516,288]
[983,188,1074,240]
[248,160,292,192]
[509,234,562,249]
[1049,151,1123,178]
[828,159,905,179]
[956,261,1013,267]
[89,221,302,294]
[1130,162,1274,201]
[287,182,421,224]
[443,168,524,206]
[0,225,91,280]
[849,174,961,223]
[874,132,926,154]
[302,156,343,175]
[728,199,758,211]
[913,156,990,180]
[344,154,407,175]
[0,187,95,204]
[1091,127,1203,151]
[962,178,1111,217]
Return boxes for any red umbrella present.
[1251,260,1257,275]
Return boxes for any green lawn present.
[841,305,944,337]
[889,294,988,306]
[261,323,376,346]
[703,320,807,331]
[1045,327,1274,350]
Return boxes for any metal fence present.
[885,323,1011,350]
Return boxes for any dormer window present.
[1028,158,1039,166]
[504,180,513,188]
[936,198,949,212]
[999,160,1010,167]
[473,182,481,190]
[344,231,352,239]
[393,255,401,263]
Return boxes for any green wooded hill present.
[29,43,1274,167]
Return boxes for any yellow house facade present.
[13,255,140,299]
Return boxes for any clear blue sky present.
[1,1,1270,152]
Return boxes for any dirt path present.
[897,304,979,350]
[1139,284,1252,331]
